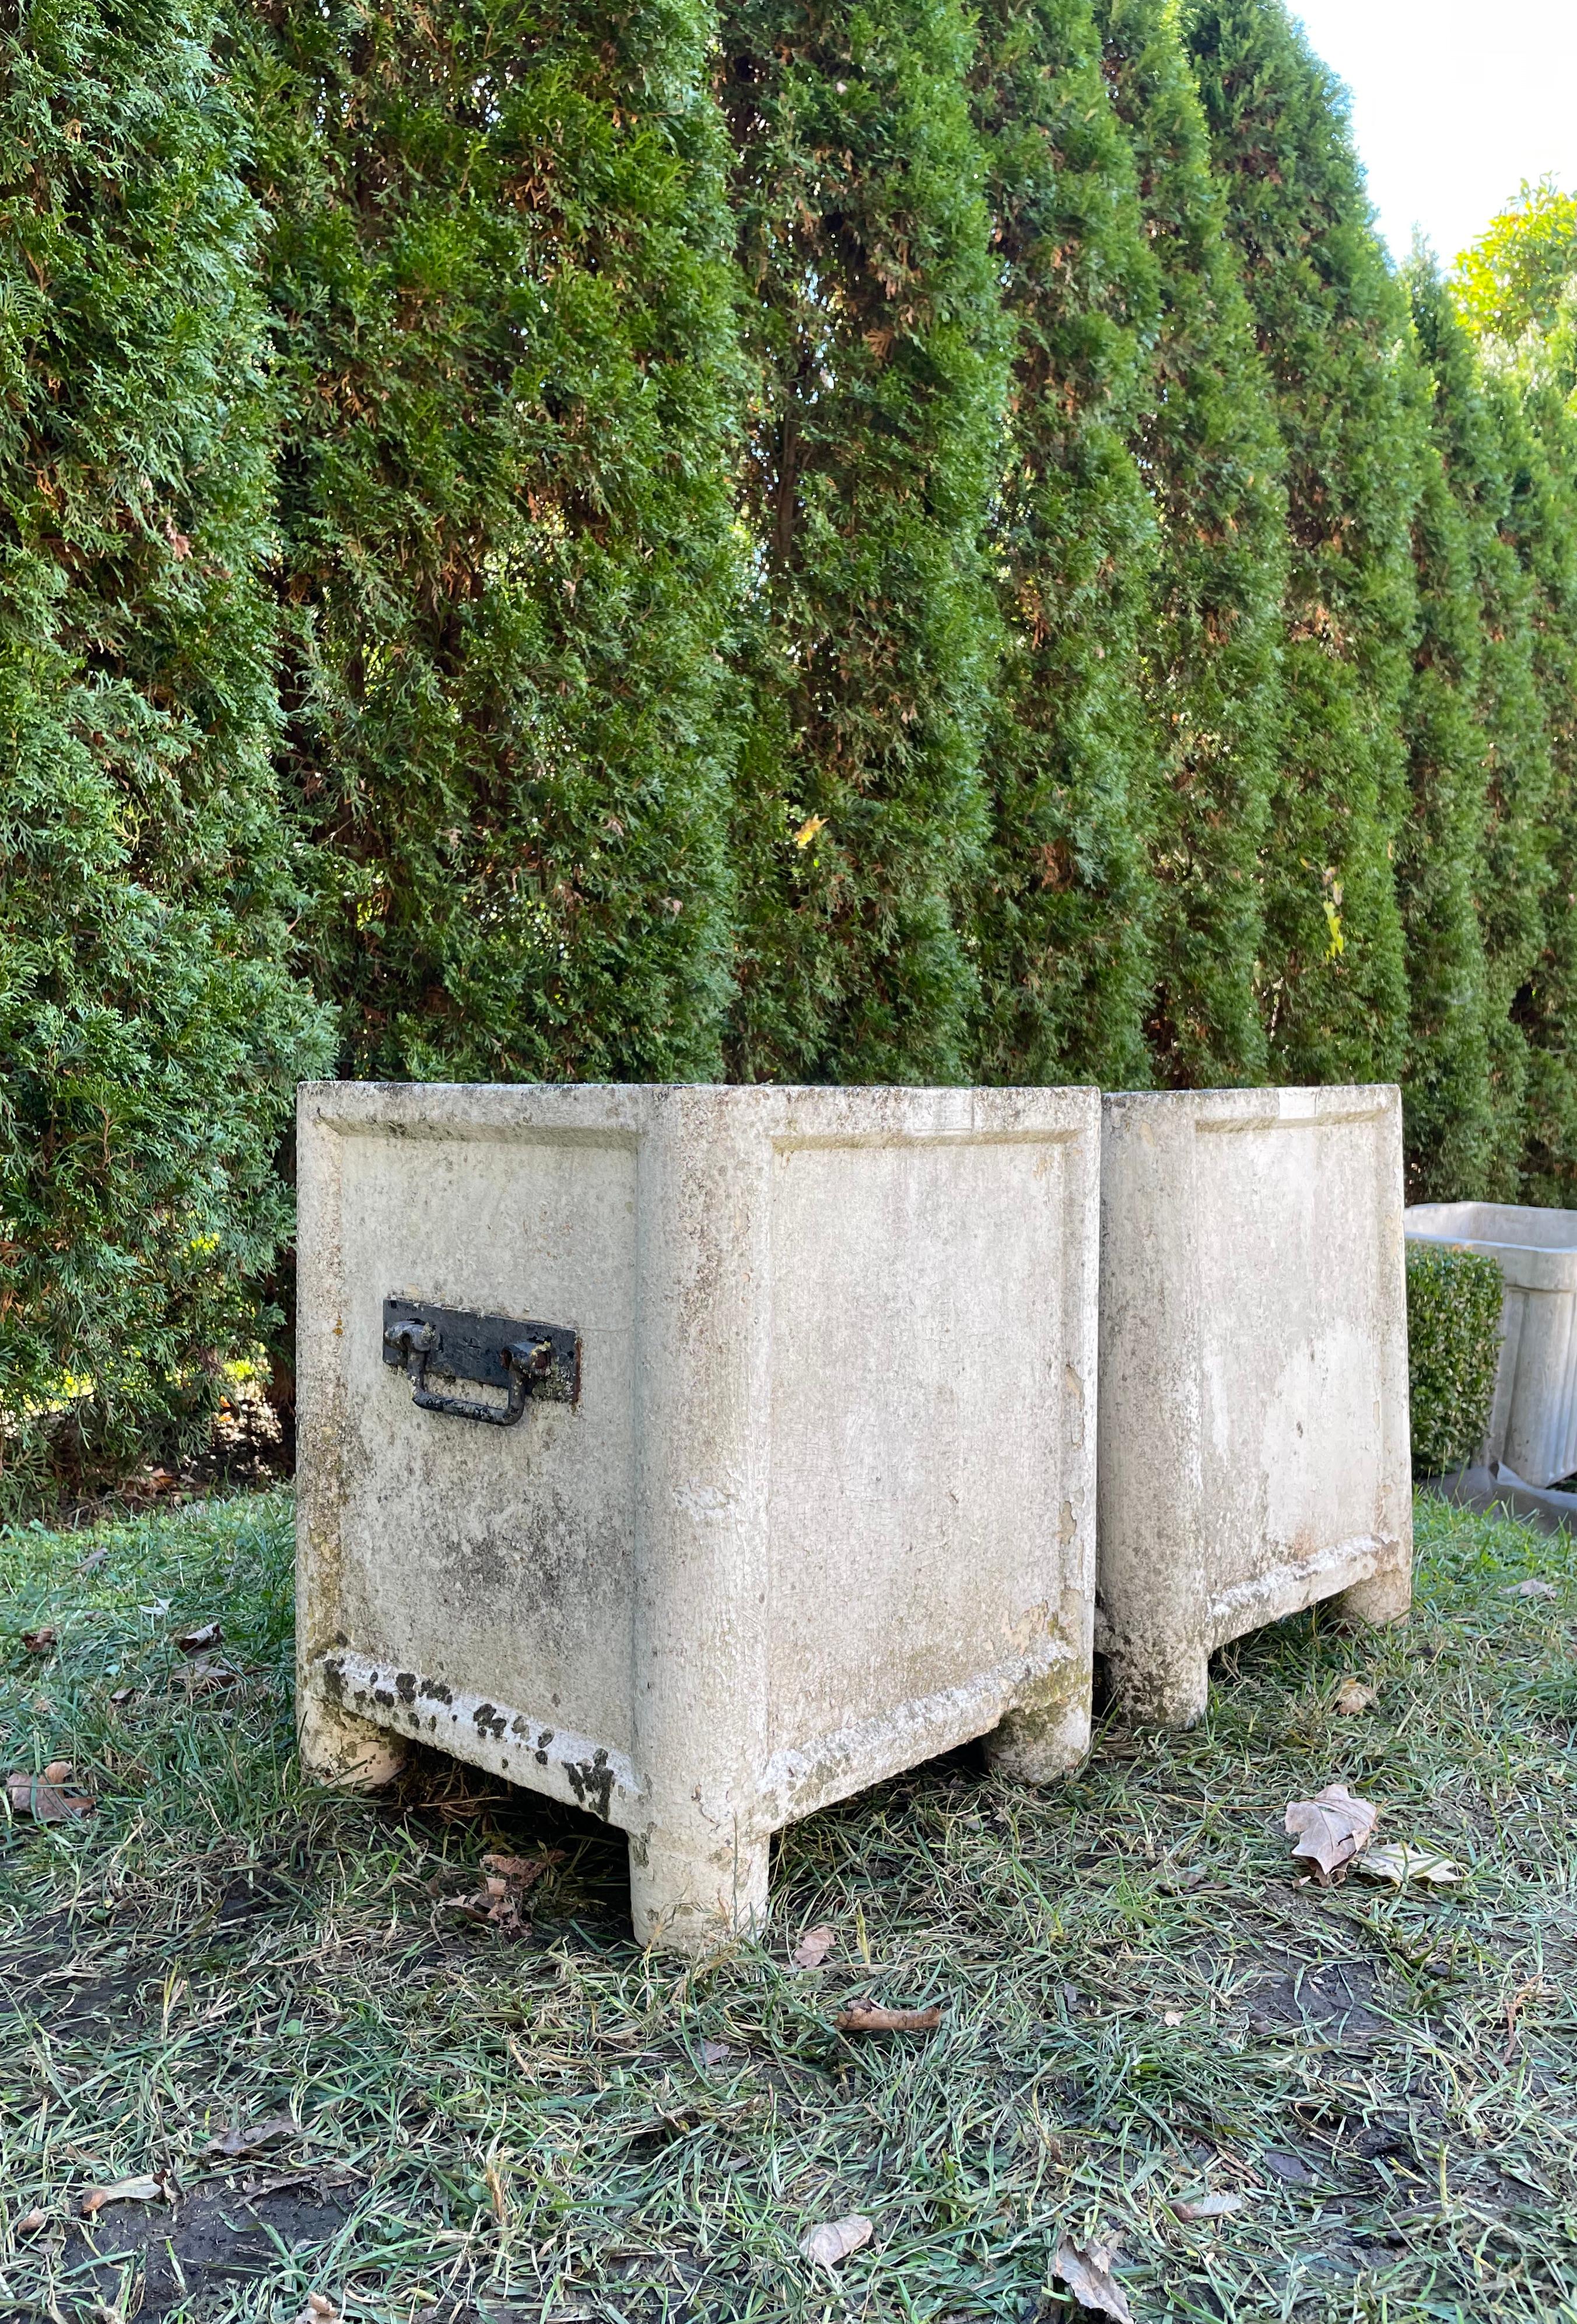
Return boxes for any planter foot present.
[1105,1642,1211,1731]
[297,1689,408,1790]
[985,1672,1091,1781]
[628,1820,770,1957]
[1333,1557,1412,1629]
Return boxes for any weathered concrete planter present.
[1404,1200,1577,1488]
[296,1082,1099,1953]
[1097,1086,1413,1726]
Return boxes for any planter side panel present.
[1099,1086,1411,1724]
[762,1118,1096,1816]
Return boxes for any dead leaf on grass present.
[1174,2192,1243,2221]
[799,2213,872,2268]
[82,2171,171,2215]
[206,2112,299,2158]
[791,1922,835,1968]
[1510,1577,1558,1600]
[174,1620,223,1654]
[1331,1677,1376,1715]
[833,2003,942,2033]
[1053,2237,1133,2321]
[1284,1783,1378,1883]
[6,1766,95,1822]
[454,1851,558,1935]
[1357,1842,1463,1887]
[20,1627,57,1655]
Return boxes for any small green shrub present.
[1406,1244,1505,1477]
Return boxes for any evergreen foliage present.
[1425,320,1553,1200]
[1404,1242,1504,1478]
[0,0,331,1504]
[1182,0,1421,1087]
[234,0,744,1085]
[968,0,1159,1090]
[1503,374,1577,1204]
[719,0,1009,1083]
[1094,0,1287,1088]
[1394,262,1497,1201]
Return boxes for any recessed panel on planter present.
[296,1082,1100,1953]
[1098,1086,1412,1727]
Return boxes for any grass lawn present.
[1,1490,1574,2323]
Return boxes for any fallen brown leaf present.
[791,1922,836,1968]
[1331,1677,1376,1715]
[206,2112,299,2158]
[82,2172,171,2215]
[799,2213,873,2267]
[833,2004,942,2034]
[1284,1782,1378,1883]
[7,1768,95,1823]
[1053,2237,1133,2321]
[480,1850,556,1887]
[20,1627,57,1655]
[1174,2192,1244,2222]
[453,1851,557,1936]
[174,1620,223,1654]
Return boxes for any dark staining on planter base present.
[566,1749,614,1820]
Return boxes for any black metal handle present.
[381,1301,579,1427]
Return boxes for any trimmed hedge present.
[719,0,1010,1083]
[1183,0,1421,1089]
[234,0,744,1086]
[968,0,1158,1090]
[1405,1244,1505,1478]
[0,0,332,1507]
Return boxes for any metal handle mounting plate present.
[382,1298,580,1426]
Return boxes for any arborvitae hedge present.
[1394,264,1497,1200]
[234,0,743,1084]
[719,0,1009,1083]
[1183,0,1421,1088]
[1095,0,1287,1089]
[1503,374,1577,1204]
[0,0,331,1504]
[968,0,1159,1090]
[1407,268,1555,1202]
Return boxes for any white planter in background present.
[295,1080,1100,1954]
[1098,1085,1413,1728]
[1404,1200,1577,1489]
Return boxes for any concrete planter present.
[1404,1201,1577,1489]
[296,1081,1099,1953]
[1097,1085,1413,1726]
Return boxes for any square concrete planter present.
[1098,1085,1413,1726]
[1404,1200,1577,1488]
[296,1081,1099,1953]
